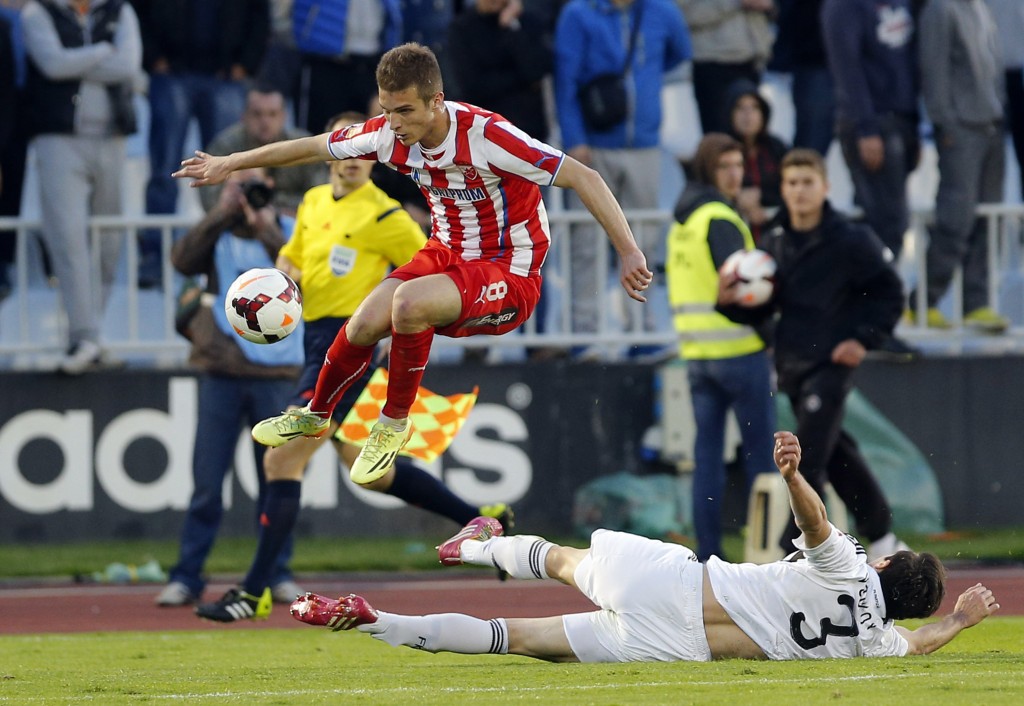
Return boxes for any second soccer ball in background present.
[720,249,776,307]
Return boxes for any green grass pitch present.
[0,618,1021,705]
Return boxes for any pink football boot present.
[437,516,504,566]
[289,592,378,631]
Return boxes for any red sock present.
[309,322,376,417]
[383,328,434,419]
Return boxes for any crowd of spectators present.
[1,0,1023,369]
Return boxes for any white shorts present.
[562,530,712,663]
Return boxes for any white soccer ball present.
[224,268,302,344]
[721,249,777,307]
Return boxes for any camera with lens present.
[239,180,275,209]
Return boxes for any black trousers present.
[776,362,893,551]
[295,53,381,135]
[691,60,761,135]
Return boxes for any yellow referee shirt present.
[280,181,426,321]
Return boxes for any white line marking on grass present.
[1,670,1020,703]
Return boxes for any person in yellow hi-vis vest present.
[666,133,776,562]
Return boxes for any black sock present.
[243,480,301,596]
[386,458,477,525]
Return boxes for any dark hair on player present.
[877,551,947,620]
[692,133,743,186]
[376,42,443,103]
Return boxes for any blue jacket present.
[292,0,402,57]
[555,0,691,151]
[0,6,25,88]
[822,0,918,137]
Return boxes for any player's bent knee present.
[545,546,587,587]
[390,290,426,328]
[264,434,324,481]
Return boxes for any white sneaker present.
[868,532,911,562]
[270,580,304,604]
[155,581,198,607]
[59,340,103,375]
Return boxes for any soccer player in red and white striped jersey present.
[174,42,652,484]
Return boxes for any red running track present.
[1,567,1021,635]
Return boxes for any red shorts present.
[388,239,542,339]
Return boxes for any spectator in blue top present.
[0,0,28,301]
[554,0,691,358]
[291,0,402,134]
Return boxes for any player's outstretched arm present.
[775,431,830,548]
[172,134,334,187]
[553,157,652,302]
[897,583,1000,655]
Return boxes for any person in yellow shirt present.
[196,112,511,623]
[666,133,776,562]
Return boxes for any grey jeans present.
[568,147,662,336]
[924,122,1005,312]
[33,134,126,346]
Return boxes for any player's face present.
[714,150,744,200]
[378,86,446,148]
[781,166,829,219]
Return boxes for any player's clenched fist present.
[773,431,801,478]
[954,583,1001,627]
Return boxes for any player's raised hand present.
[774,431,801,480]
[172,151,232,186]
[619,249,653,302]
[954,583,1001,628]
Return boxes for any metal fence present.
[2,204,1024,370]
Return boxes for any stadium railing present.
[1,204,1023,369]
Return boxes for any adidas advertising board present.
[0,367,655,542]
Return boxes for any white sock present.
[460,535,552,580]
[378,414,408,431]
[359,612,508,654]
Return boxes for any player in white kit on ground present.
[290,431,1000,662]
[173,42,652,485]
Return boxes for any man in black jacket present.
[719,148,909,561]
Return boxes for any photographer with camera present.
[198,85,326,217]
[156,167,306,609]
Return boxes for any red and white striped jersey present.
[326,101,564,278]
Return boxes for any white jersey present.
[326,101,565,278]
[705,525,909,660]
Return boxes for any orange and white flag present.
[335,368,479,463]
